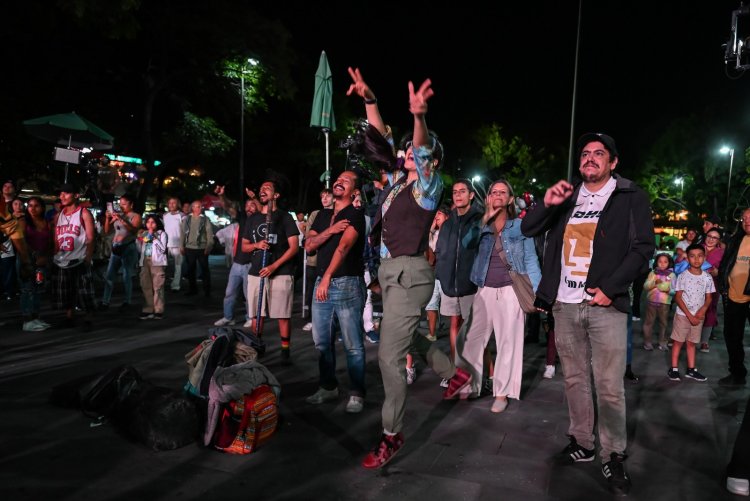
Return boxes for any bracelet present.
[364,98,377,105]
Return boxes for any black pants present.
[724,298,750,379]
[728,396,750,479]
[185,248,211,294]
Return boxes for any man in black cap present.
[522,133,655,496]
[694,214,722,247]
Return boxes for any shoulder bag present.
[495,234,536,313]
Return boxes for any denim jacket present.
[469,217,542,291]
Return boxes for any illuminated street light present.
[674,177,684,199]
[720,146,735,216]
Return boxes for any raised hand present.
[482,193,504,225]
[408,79,434,116]
[346,67,376,101]
[543,180,574,207]
[245,188,256,200]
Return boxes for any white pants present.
[458,285,525,399]
[167,247,183,290]
[363,270,375,332]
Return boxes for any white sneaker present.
[406,367,417,385]
[439,378,449,388]
[302,322,313,331]
[23,320,48,332]
[35,319,51,328]
[345,396,364,413]
[305,387,339,404]
[543,365,556,379]
[728,477,750,496]
[243,319,253,328]
[214,317,235,327]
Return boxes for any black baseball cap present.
[58,183,79,194]
[705,214,721,225]
[577,132,619,159]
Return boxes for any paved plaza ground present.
[0,256,748,500]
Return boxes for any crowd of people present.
[3,70,750,497]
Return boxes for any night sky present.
[261,0,749,178]
[4,1,748,191]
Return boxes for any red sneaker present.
[443,367,472,399]
[361,433,404,469]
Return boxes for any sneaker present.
[214,317,235,326]
[365,331,380,344]
[543,365,556,379]
[642,343,653,351]
[719,374,747,387]
[153,313,163,320]
[624,367,639,383]
[443,367,472,399]
[345,396,364,413]
[362,433,404,469]
[631,316,641,322]
[727,477,750,496]
[490,397,508,413]
[302,322,313,331]
[243,319,253,328]
[685,368,707,382]
[602,452,631,496]
[305,387,339,404]
[139,312,154,320]
[667,368,681,381]
[96,302,109,311]
[699,343,710,353]
[35,319,51,328]
[555,435,595,463]
[406,367,417,385]
[23,320,48,332]
[657,344,668,351]
[425,333,437,342]
[439,378,450,388]
[667,341,673,347]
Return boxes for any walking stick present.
[254,193,275,336]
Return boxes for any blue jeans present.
[553,301,628,461]
[311,275,366,396]
[223,262,250,320]
[102,242,138,304]
[20,266,47,317]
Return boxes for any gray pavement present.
[0,256,747,500]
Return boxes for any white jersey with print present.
[54,207,88,267]
[557,177,617,304]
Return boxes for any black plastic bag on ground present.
[114,383,200,451]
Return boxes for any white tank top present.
[54,207,88,268]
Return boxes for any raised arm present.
[347,67,386,134]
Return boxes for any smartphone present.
[107,202,114,213]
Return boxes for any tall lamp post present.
[674,176,684,199]
[239,58,258,194]
[720,146,735,217]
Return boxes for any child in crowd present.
[137,214,168,320]
[642,253,676,351]
[667,244,714,382]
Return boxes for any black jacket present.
[520,174,655,313]
[435,204,483,297]
[718,229,750,296]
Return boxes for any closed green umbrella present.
[310,51,336,188]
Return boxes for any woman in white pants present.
[458,180,541,413]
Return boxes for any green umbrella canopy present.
[310,51,336,131]
[23,112,114,150]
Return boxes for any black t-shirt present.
[311,205,365,278]
[233,211,252,265]
[243,210,299,276]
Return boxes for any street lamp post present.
[720,146,735,215]
[239,58,258,195]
